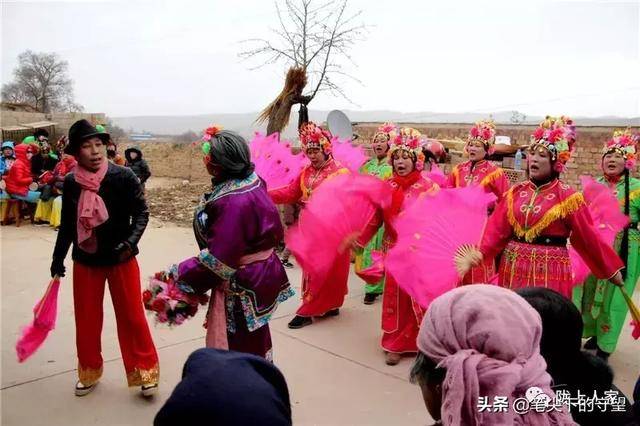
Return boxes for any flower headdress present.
[467,120,496,152]
[602,128,638,170]
[530,115,576,173]
[372,122,398,144]
[199,124,224,156]
[299,122,333,155]
[388,127,426,171]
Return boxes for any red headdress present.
[299,122,333,155]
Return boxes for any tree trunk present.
[297,104,309,130]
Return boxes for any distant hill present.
[111,110,640,138]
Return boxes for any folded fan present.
[385,187,496,308]
[16,277,61,362]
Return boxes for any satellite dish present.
[327,110,353,140]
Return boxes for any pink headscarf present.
[75,159,109,253]
[417,285,576,426]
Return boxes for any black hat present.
[65,119,110,154]
[34,128,49,139]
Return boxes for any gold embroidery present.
[78,364,103,386]
[625,188,640,204]
[479,168,504,188]
[126,364,160,387]
[452,166,460,187]
[507,188,585,242]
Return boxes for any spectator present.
[106,140,125,166]
[1,141,16,175]
[5,143,40,203]
[124,146,151,188]
[154,348,292,426]
[517,287,631,425]
[35,153,77,225]
[411,284,575,425]
[30,129,57,177]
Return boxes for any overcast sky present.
[2,0,639,118]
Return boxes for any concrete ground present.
[1,224,638,425]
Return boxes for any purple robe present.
[178,173,293,359]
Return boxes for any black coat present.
[31,153,58,176]
[52,162,149,266]
[124,147,151,184]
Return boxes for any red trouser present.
[73,257,159,386]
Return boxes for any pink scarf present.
[75,160,109,253]
[418,285,576,426]
[205,248,275,350]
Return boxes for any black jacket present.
[52,162,149,266]
[31,153,58,177]
[124,147,151,184]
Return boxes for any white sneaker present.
[141,384,158,397]
[75,381,97,396]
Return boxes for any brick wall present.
[353,123,640,187]
[128,123,640,188]
[0,110,106,139]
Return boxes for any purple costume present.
[178,173,293,360]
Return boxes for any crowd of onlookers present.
[154,286,639,426]
[0,126,151,227]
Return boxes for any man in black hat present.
[30,128,58,177]
[50,119,159,397]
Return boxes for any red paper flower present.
[470,127,480,138]
[205,126,222,136]
[151,298,167,313]
[533,127,545,140]
[548,128,563,143]
[142,290,152,303]
[186,304,198,317]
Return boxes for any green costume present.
[574,175,640,353]
[355,157,392,295]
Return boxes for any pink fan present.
[569,176,629,284]
[423,163,448,188]
[385,187,496,308]
[250,132,307,189]
[16,277,61,362]
[356,250,385,284]
[331,138,367,173]
[287,174,392,284]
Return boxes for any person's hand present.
[50,258,66,278]
[56,135,67,150]
[609,271,624,287]
[114,241,133,262]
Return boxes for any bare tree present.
[1,50,83,113]
[239,0,366,134]
[510,110,527,125]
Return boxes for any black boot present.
[596,349,611,361]
[318,308,340,318]
[583,336,598,350]
[288,315,312,329]
[363,293,378,305]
